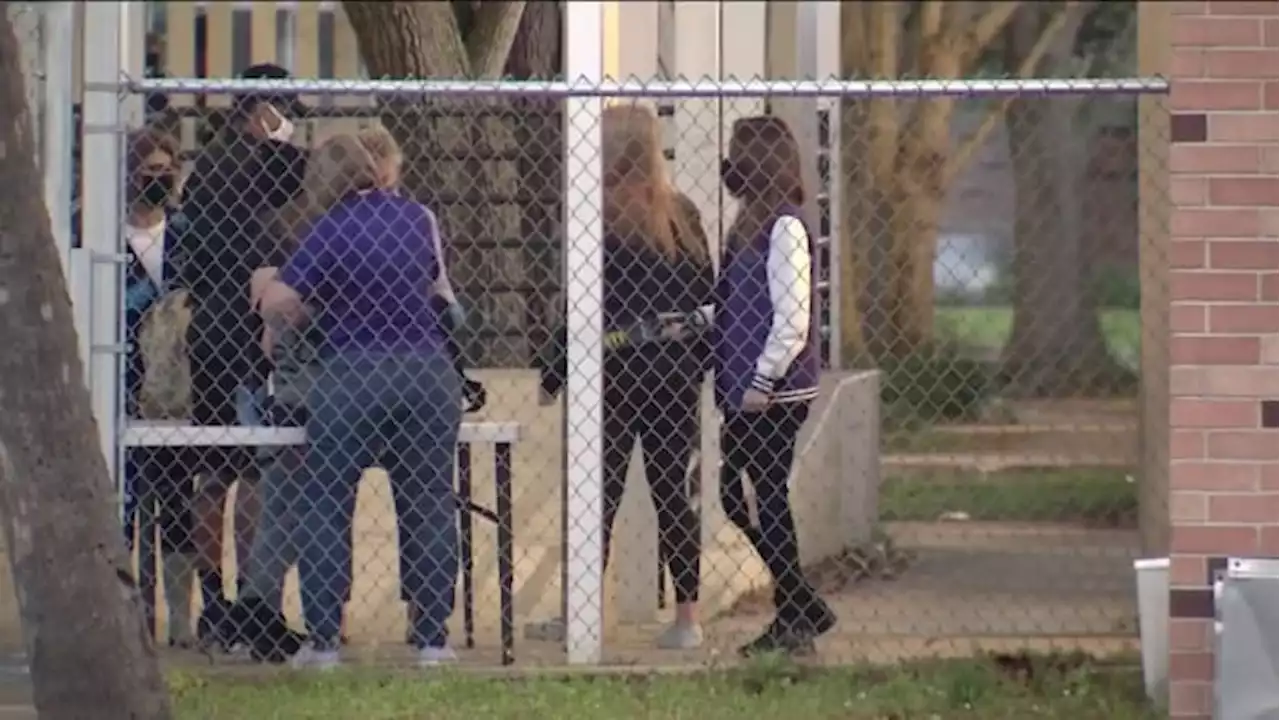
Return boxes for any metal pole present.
[121,76,1173,99]
[80,2,125,505]
[562,0,606,667]
[41,3,75,301]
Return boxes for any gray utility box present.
[1214,558,1278,720]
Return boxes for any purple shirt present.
[279,190,446,354]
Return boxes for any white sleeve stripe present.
[755,215,812,380]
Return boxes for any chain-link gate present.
[70,49,1174,674]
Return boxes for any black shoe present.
[800,597,838,637]
[227,598,308,664]
[737,619,817,658]
[462,377,487,413]
[197,595,234,653]
[738,599,837,659]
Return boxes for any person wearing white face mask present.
[170,62,310,651]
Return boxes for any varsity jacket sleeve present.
[751,215,813,393]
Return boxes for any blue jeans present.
[297,348,462,649]
[241,444,305,611]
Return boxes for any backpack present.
[267,314,324,409]
[137,288,194,420]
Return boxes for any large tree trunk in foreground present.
[0,9,172,718]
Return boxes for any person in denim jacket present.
[121,127,200,647]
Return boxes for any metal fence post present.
[562,0,606,666]
[41,3,74,299]
[80,2,125,501]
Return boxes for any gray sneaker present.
[655,622,704,650]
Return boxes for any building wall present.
[1164,2,1278,718]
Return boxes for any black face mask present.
[138,174,173,207]
[720,158,747,197]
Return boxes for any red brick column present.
[1167,2,1278,718]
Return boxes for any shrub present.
[879,345,992,425]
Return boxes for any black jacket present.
[537,196,714,396]
[173,131,307,422]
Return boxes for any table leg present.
[496,442,515,666]
[457,444,475,650]
[137,494,158,642]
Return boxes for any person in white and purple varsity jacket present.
[712,116,837,657]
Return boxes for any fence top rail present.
[113,75,1172,99]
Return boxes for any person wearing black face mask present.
[122,128,200,648]
[171,62,310,650]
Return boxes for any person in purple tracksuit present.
[711,116,836,657]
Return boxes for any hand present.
[741,388,770,413]
[261,325,277,359]
[659,321,686,341]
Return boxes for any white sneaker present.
[290,644,341,671]
[655,622,704,650]
[417,645,458,667]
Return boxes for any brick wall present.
[1167,2,1278,718]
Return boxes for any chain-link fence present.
[7,69,1169,679]
[80,73,1172,666]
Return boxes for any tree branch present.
[839,3,869,74]
[415,1,473,76]
[953,1,1023,70]
[466,1,528,78]
[343,1,469,78]
[865,1,901,183]
[941,2,1081,188]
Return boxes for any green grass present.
[169,655,1159,720]
[935,307,1141,367]
[878,467,1138,526]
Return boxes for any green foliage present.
[879,345,993,426]
[879,467,1139,527]
[1093,265,1142,310]
[169,654,1162,719]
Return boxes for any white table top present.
[122,420,522,447]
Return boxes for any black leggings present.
[602,373,702,604]
[719,402,818,622]
[129,446,196,555]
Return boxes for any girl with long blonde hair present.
[535,102,714,649]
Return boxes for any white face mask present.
[259,104,294,143]
[265,115,295,143]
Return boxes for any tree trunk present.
[1001,5,1121,397]
[344,1,538,367]
[503,1,563,366]
[835,100,871,365]
[1002,97,1118,396]
[0,11,172,718]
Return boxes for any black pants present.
[602,371,702,603]
[719,402,818,622]
[129,446,196,555]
